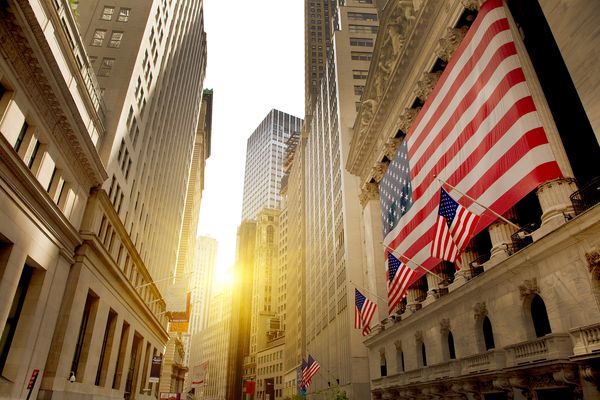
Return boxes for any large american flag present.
[431,188,480,264]
[379,0,562,299]
[354,288,377,336]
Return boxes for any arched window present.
[483,316,495,350]
[379,349,387,377]
[447,332,456,360]
[531,295,552,337]
[420,342,427,367]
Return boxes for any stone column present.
[453,247,479,287]
[360,181,388,325]
[534,178,578,240]
[406,287,422,312]
[425,268,443,301]
[486,219,517,268]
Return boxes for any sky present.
[197,0,305,276]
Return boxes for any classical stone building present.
[0,0,208,399]
[347,0,600,399]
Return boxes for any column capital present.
[359,182,380,207]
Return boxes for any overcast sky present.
[197,0,305,275]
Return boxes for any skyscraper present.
[303,0,379,397]
[241,109,303,222]
[77,0,208,293]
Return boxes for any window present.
[350,37,374,47]
[98,58,115,77]
[354,85,364,96]
[353,69,369,80]
[95,309,117,386]
[447,332,456,360]
[117,8,130,22]
[347,11,377,21]
[91,29,106,46]
[71,292,98,382]
[0,265,33,374]
[14,121,28,152]
[483,316,495,350]
[349,24,379,34]
[108,31,123,48]
[351,51,372,61]
[531,295,552,338]
[420,342,427,367]
[101,6,114,20]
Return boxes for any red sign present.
[243,380,256,395]
[27,369,40,390]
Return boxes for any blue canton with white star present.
[380,141,413,237]
[387,252,402,281]
[355,289,366,311]
[438,188,459,228]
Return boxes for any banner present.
[169,292,191,333]
[191,361,208,388]
[149,355,162,383]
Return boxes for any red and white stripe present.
[355,298,377,336]
[383,0,562,280]
[431,204,480,263]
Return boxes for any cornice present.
[347,0,473,190]
[76,234,170,343]
[0,1,107,188]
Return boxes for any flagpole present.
[434,175,523,232]
[382,243,445,281]
[350,281,387,304]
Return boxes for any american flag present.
[301,355,320,388]
[298,359,307,392]
[379,0,562,294]
[386,252,414,313]
[431,188,480,265]
[354,289,377,336]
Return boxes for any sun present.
[213,265,234,292]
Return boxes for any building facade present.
[303,0,379,398]
[241,109,303,222]
[0,0,208,399]
[346,0,600,399]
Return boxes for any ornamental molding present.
[440,318,450,335]
[414,330,423,342]
[0,1,106,187]
[397,107,421,135]
[415,71,442,102]
[585,249,600,275]
[437,26,469,62]
[519,278,539,299]
[359,182,380,207]
[371,161,390,183]
[384,138,402,160]
[473,302,487,321]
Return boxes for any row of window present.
[91,29,124,48]
[101,6,130,22]
[380,295,552,375]
[0,85,74,217]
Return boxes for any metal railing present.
[570,176,600,216]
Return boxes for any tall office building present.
[303,0,379,397]
[0,0,208,398]
[77,0,208,294]
[228,220,257,400]
[280,131,308,397]
[240,109,303,222]
[305,0,336,112]
[198,289,232,400]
